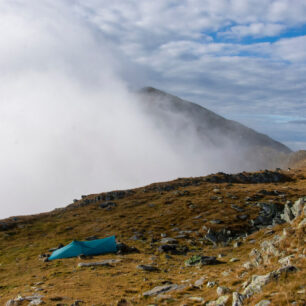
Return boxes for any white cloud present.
[0,0,305,218]
[273,35,306,62]
[221,23,285,38]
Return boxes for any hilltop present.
[0,159,305,305]
[138,87,293,172]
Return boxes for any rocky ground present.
[0,163,305,305]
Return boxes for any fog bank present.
[0,1,278,218]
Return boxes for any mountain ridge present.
[0,162,305,305]
[139,87,291,154]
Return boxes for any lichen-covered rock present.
[215,295,230,306]
[232,292,244,306]
[243,273,273,297]
[160,237,178,244]
[207,281,217,288]
[260,239,282,257]
[142,284,183,296]
[243,265,297,297]
[243,261,254,270]
[217,286,230,296]
[278,255,294,266]
[249,248,263,267]
[185,255,220,266]
[194,277,206,288]
[281,197,306,223]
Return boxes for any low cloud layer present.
[0,1,305,218]
[0,1,249,218]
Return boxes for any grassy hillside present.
[0,161,305,305]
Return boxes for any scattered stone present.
[71,300,84,306]
[260,236,284,262]
[221,270,232,276]
[116,242,139,254]
[207,281,217,288]
[281,197,306,223]
[243,261,254,270]
[6,295,44,306]
[255,300,271,306]
[276,265,298,275]
[215,295,229,306]
[210,219,223,224]
[78,259,121,268]
[210,196,218,200]
[116,299,129,306]
[252,203,285,227]
[142,284,183,297]
[217,286,230,296]
[205,228,235,245]
[232,292,244,306]
[99,202,117,210]
[298,218,306,228]
[185,255,221,266]
[158,244,177,254]
[160,237,178,244]
[194,277,206,288]
[249,248,263,267]
[50,297,63,301]
[137,265,159,272]
[243,265,297,297]
[237,214,249,221]
[233,241,242,248]
[278,255,294,266]
[243,273,272,297]
[129,234,142,241]
[229,258,239,262]
[188,296,205,302]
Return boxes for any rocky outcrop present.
[232,292,244,306]
[243,265,297,298]
[206,171,292,184]
[251,203,285,227]
[281,197,306,223]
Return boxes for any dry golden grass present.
[0,163,305,305]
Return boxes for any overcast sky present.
[74,0,306,150]
[0,0,305,218]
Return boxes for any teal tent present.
[48,236,117,260]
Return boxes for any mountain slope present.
[139,87,291,154]
[0,165,305,305]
